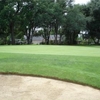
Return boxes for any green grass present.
[0,45,100,89]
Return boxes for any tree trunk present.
[43,26,51,45]
[54,24,58,44]
[59,34,62,44]
[72,31,77,45]
[10,22,15,45]
[27,29,31,44]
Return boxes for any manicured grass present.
[0,45,100,89]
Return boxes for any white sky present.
[75,0,90,4]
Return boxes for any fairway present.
[0,45,100,89]
[0,45,100,57]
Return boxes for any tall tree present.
[64,5,86,45]
[0,0,23,44]
[52,0,73,44]
[85,0,100,44]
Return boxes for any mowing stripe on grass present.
[0,45,100,89]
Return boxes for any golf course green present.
[0,45,100,89]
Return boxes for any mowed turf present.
[0,45,100,89]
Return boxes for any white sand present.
[0,75,100,100]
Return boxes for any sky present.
[75,0,90,4]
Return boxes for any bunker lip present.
[0,72,100,90]
[0,74,100,100]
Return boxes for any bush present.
[0,38,6,45]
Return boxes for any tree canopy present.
[0,0,100,45]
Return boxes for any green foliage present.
[0,0,75,45]
[83,0,100,44]
[64,5,86,44]
[1,0,100,45]
[66,5,86,31]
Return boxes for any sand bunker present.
[0,74,100,100]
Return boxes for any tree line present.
[0,0,100,45]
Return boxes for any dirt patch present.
[0,75,100,100]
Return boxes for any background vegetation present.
[0,0,100,45]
